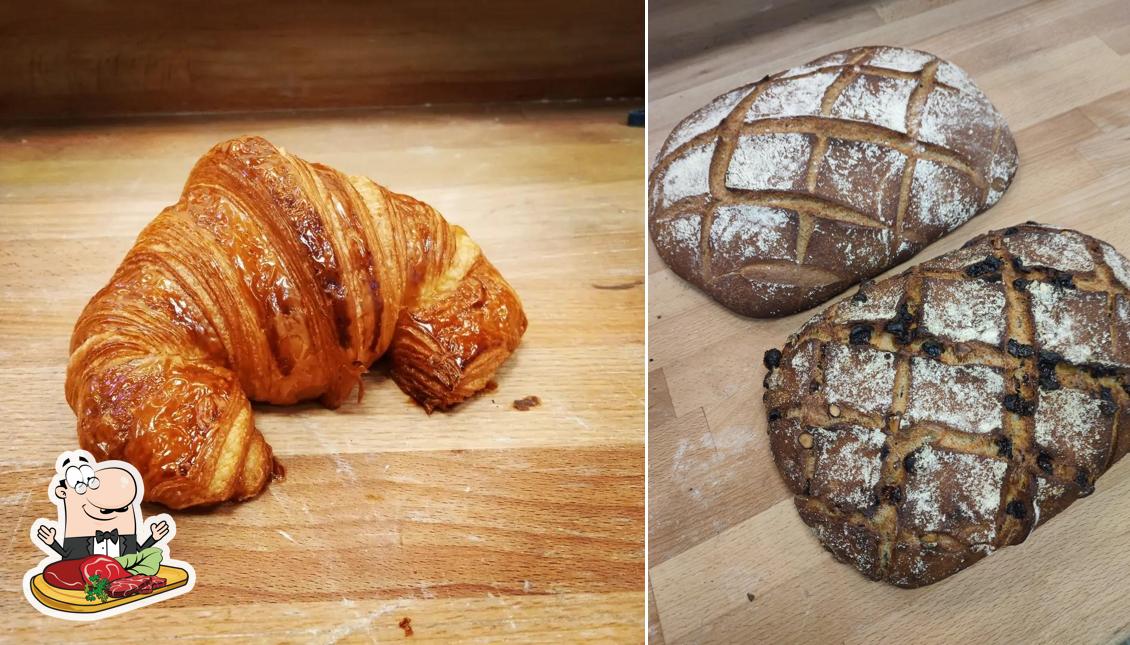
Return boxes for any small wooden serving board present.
[29,565,190,615]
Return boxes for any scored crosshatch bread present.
[762,224,1130,587]
[649,46,1018,317]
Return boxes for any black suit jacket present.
[49,533,155,560]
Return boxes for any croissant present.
[65,136,527,509]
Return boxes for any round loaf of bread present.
[650,46,1018,317]
[763,224,1130,587]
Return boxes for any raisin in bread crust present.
[650,46,1018,318]
[763,224,1130,587]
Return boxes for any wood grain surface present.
[0,102,645,641]
[648,0,1130,643]
[0,1,643,120]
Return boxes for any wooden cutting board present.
[648,0,1130,643]
[0,103,645,641]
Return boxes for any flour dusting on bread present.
[652,213,703,269]
[726,133,812,191]
[1030,282,1114,366]
[823,344,896,414]
[661,86,754,159]
[867,47,933,73]
[908,159,979,230]
[661,143,715,207]
[903,358,1004,435]
[746,72,839,121]
[918,87,996,152]
[649,46,1017,318]
[812,425,885,511]
[934,61,983,97]
[764,224,1130,587]
[710,205,794,262]
[1102,243,1130,289]
[903,445,1008,544]
[830,74,916,133]
[1005,230,1095,273]
[818,140,907,223]
[835,277,905,322]
[1034,477,1067,526]
[921,278,1006,344]
[1035,388,1109,473]
[780,51,852,79]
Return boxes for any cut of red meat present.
[80,555,129,584]
[107,574,167,598]
[44,557,167,597]
[108,576,141,598]
[42,559,86,590]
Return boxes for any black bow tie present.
[95,529,119,543]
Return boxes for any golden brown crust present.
[66,136,527,509]
[764,223,1130,587]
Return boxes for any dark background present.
[0,0,644,120]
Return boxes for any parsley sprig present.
[84,574,110,603]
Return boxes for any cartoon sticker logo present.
[23,450,195,620]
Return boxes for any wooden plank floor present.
[0,103,645,641]
[648,0,1130,643]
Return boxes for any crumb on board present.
[513,395,541,411]
[271,458,287,482]
[747,592,755,602]
[398,617,413,636]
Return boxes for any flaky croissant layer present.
[66,136,527,509]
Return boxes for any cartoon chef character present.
[35,451,170,571]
